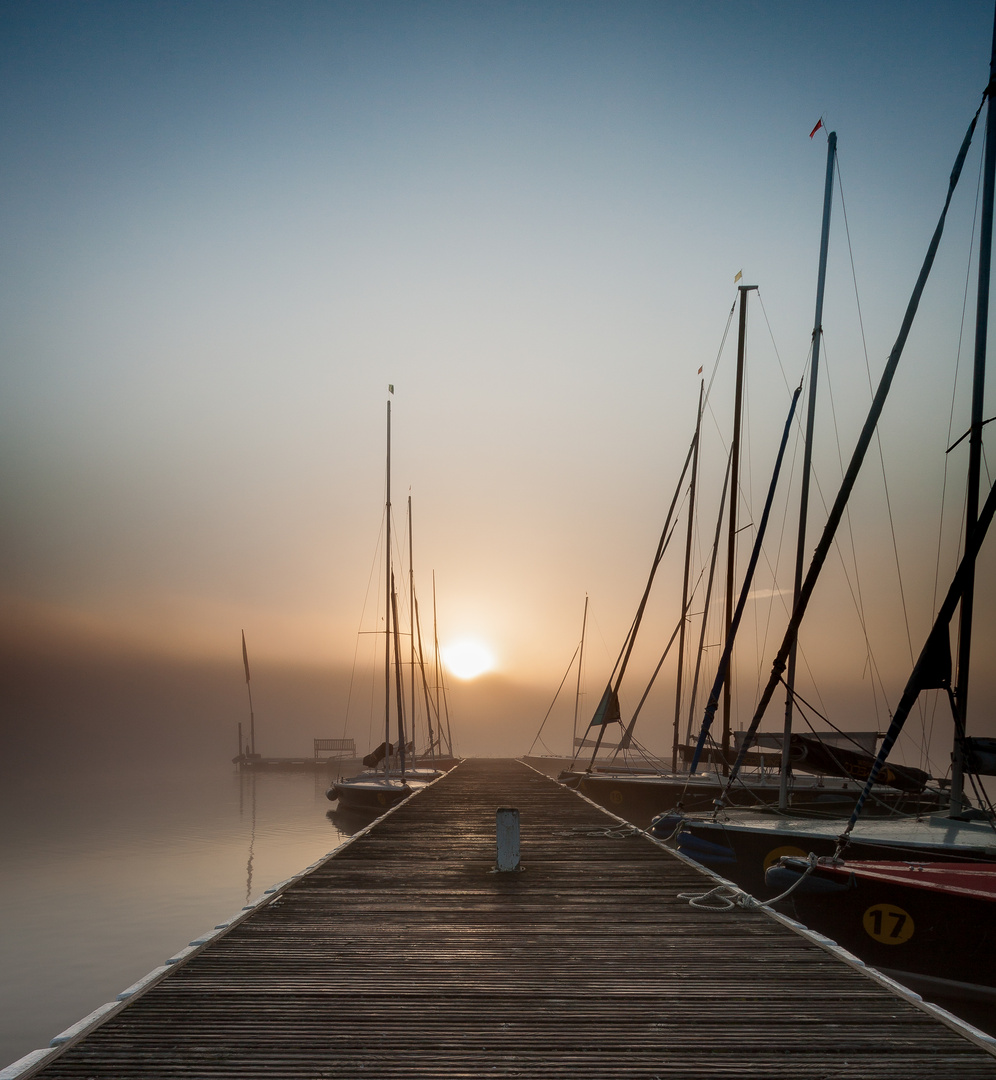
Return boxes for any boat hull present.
[575,772,943,829]
[651,811,996,899]
[327,777,414,811]
[766,858,996,1002]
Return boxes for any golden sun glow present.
[440,638,496,680]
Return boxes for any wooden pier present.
[12,760,996,1078]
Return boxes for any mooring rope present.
[677,851,819,911]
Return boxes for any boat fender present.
[765,863,850,895]
[675,832,738,866]
[648,812,685,841]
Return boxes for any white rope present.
[556,825,645,839]
[651,815,689,843]
[678,852,820,911]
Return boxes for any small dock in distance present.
[233,737,358,771]
[15,759,996,1079]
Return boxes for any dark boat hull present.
[650,812,996,899]
[766,859,996,1002]
[575,772,943,830]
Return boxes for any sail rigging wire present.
[837,148,921,701]
[834,162,904,706]
[781,677,941,812]
[431,571,455,758]
[744,389,806,713]
[750,425,843,740]
[728,97,986,790]
[703,299,739,408]
[680,731,786,808]
[690,382,804,775]
[708,289,814,728]
[809,341,889,732]
[579,417,699,769]
[527,640,582,757]
[926,130,987,774]
[755,291,797,401]
[752,292,825,712]
[699,290,787,731]
[752,535,796,711]
[683,447,732,749]
[412,588,439,757]
[758,297,894,737]
[967,767,996,829]
[341,510,390,749]
[839,469,996,848]
[702,300,740,458]
[389,503,425,745]
[618,560,709,752]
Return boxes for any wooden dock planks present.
[22,759,996,1078]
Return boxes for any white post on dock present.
[495,807,520,872]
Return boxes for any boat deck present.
[13,759,996,1079]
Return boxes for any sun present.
[441,638,496,680]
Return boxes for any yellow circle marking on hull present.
[863,903,914,945]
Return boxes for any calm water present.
[0,758,357,1070]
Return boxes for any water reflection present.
[242,769,256,904]
[326,805,382,835]
[0,759,348,1070]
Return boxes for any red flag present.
[809,118,823,139]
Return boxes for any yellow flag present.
[734,269,743,283]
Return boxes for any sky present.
[2,0,996,765]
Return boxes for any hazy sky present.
[2,1,995,762]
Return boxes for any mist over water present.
[0,755,353,1069]
[0,634,554,1069]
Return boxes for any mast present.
[684,450,732,762]
[413,588,437,762]
[391,571,407,777]
[573,594,589,754]
[779,130,837,811]
[384,397,392,772]
[691,384,803,777]
[581,433,697,770]
[952,10,996,816]
[241,629,255,756]
[432,572,455,757]
[673,381,703,771]
[728,97,983,770]
[723,284,756,773]
[408,494,415,764]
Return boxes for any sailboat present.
[522,595,626,775]
[232,630,261,766]
[561,209,934,825]
[428,570,460,770]
[404,502,460,773]
[652,33,996,907]
[327,394,419,812]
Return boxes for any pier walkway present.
[13,759,996,1078]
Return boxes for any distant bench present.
[314,738,357,761]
